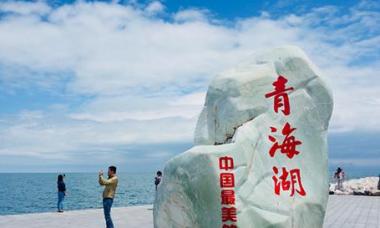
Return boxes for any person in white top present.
[334,167,345,191]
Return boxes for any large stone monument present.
[154,46,333,228]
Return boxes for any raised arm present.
[99,175,116,186]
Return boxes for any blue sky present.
[0,0,379,175]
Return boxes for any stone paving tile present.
[323,195,380,228]
[0,195,378,228]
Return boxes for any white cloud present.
[0,1,51,15]
[0,1,379,162]
[145,1,165,15]
[0,110,195,159]
[173,9,210,22]
[69,92,205,122]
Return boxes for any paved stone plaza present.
[0,195,378,228]
[323,195,380,228]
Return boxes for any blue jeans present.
[57,192,65,211]
[103,198,114,228]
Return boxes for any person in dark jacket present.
[155,171,162,191]
[57,174,66,212]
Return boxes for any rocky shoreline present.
[329,176,380,196]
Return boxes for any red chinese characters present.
[220,173,235,188]
[268,122,302,159]
[219,156,234,171]
[223,225,238,228]
[218,156,238,227]
[222,207,237,222]
[265,75,294,116]
[265,75,306,197]
[272,166,306,196]
[221,190,236,205]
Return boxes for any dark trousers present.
[103,198,114,228]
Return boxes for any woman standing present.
[334,167,345,191]
[57,174,66,212]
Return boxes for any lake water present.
[0,170,377,215]
[0,173,155,215]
